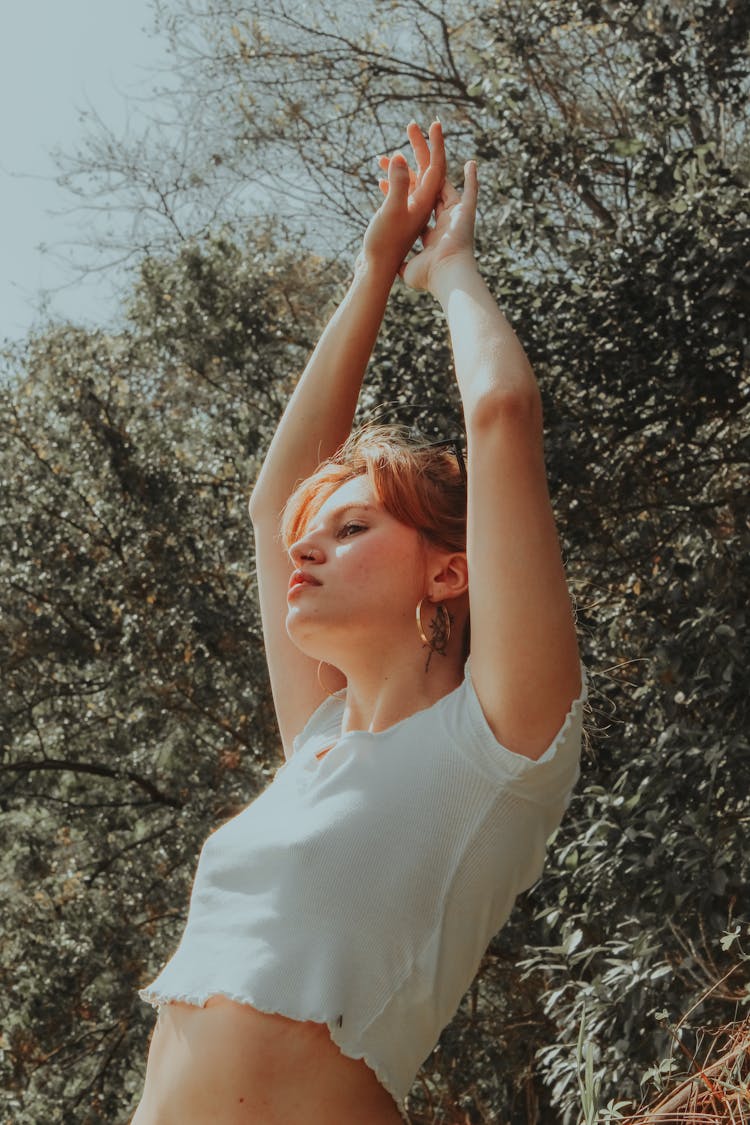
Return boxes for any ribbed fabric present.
[139,655,586,1108]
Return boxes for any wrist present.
[354,250,399,291]
[429,252,481,301]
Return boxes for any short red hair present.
[280,423,470,658]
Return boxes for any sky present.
[1,2,171,346]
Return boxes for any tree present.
[0,231,343,1122]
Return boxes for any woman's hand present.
[360,120,446,279]
[378,150,479,293]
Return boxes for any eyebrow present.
[323,504,375,519]
[309,502,376,531]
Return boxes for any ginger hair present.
[280,423,470,659]
[280,423,466,552]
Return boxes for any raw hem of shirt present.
[462,657,588,777]
[138,985,408,1119]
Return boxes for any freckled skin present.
[286,475,427,661]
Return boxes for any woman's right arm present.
[248,123,446,757]
[248,121,446,523]
[247,257,394,523]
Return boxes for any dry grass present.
[623,1017,750,1124]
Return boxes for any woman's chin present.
[286,621,327,659]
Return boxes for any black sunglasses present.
[415,436,467,486]
[363,408,467,486]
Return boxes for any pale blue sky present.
[1,1,170,344]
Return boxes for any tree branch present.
[1,758,183,808]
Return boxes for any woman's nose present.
[289,538,320,565]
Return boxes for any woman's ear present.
[430,552,469,600]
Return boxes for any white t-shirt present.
[139,656,586,1108]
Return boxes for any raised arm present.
[248,260,389,523]
[437,255,581,759]
[248,123,447,756]
[382,151,582,758]
[248,122,446,522]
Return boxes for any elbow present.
[467,380,542,434]
[247,492,263,526]
[248,492,282,528]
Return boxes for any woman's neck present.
[337,650,465,736]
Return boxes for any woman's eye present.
[339,523,366,537]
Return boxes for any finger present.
[425,118,447,187]
[378,179,389,196]
[462,159,479,219]
[407,121,430,180]
[385,151,411,208]
[379,153,417,190]
[411,119,447,210]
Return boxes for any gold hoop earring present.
[415,597,452,657]
[317,661,340,698]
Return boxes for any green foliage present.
[3,1,749,1122]
[0,232,343,1122]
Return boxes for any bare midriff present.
[131,995,404,1125]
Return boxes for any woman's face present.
[285,475,428,662]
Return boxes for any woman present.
[133,121,585,1124]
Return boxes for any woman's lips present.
[288,570,322,595]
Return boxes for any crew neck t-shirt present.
[139,656,586,1108]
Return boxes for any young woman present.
[133,121,585,1125]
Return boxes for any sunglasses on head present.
[415,436,467,486]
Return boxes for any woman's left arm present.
[436,252,581,760]
[387,147,581,759]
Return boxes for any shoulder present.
[440,657,586,802]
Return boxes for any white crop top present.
[139,656,586,1108]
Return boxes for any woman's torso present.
[131,994,404,1125]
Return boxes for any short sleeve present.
[445,656,587,806]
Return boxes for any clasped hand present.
[361,120,478,293]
